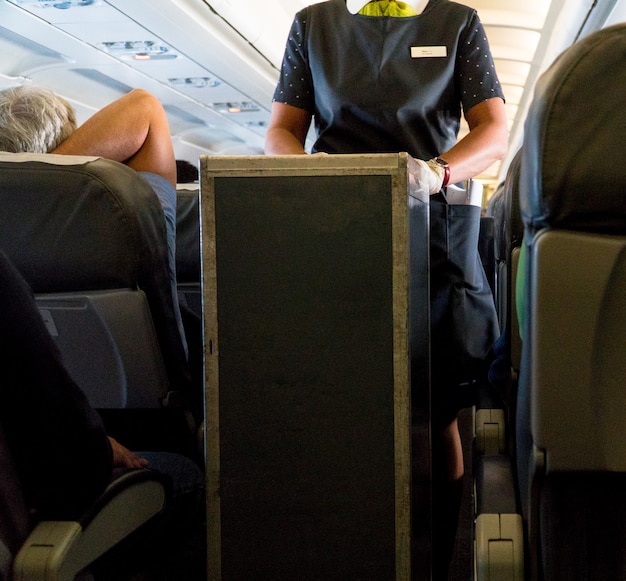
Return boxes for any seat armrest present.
[14,469,168,581]
[474,455,524,581]
[474,407,507,456]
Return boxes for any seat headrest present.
[520,23,626,234]
[503,149,524,255]
[175,188,201,283]
[486,182,506,261]
[0,154,168,293]
[487,149,523,262]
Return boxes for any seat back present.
[503,151,524,374]
[517,23,626,579]
[0,153,196,450]
[486,181,506,327]
[478,215,496,299]
[175,187,202,318]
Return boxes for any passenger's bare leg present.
[51,89,176,188]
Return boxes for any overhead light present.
[213,101,259,114]
[169,77,221,89]
[99,40,177,61]
[16,0,99,7]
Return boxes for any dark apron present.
[428,194,499,425]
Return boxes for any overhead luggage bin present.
[201,153,431,580]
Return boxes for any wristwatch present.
[431,157,450,187]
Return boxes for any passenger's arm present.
[264,102,312,155]
[51,89,177,188]
[437,97,508,184]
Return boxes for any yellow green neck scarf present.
[358,0,418,17]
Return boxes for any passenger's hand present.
[409,158,445,196]
[108,436,149,469]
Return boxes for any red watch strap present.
[442,164,450,187]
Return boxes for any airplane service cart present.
[201,153,431,580]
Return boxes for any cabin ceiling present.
[0,0,620,191]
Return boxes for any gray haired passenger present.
[0,84,187,355]
[0,85,77,153]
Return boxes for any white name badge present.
[411,46,447,58]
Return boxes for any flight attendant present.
[265,1,507,576]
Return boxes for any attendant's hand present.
[409,158,445,196]
[108,436,149,469]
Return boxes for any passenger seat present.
[175,186,202,319]
[508,24,626,581]
[473,151,525,581]
[518,22,626,580]
[0,153,199,456]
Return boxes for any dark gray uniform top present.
[273,0,504,159]
[274,0,504,423]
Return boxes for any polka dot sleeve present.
[456,12,505,113]
[272,10,315,112]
